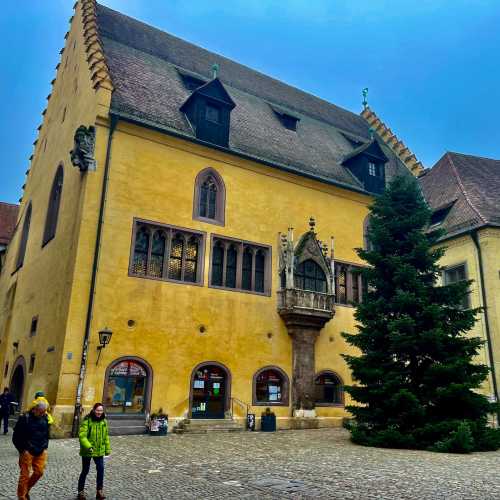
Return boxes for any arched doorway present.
[103,357,152,415]
[10,356,26,412]
[190,362,231,419]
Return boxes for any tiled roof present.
[419,152,500,239]
[0,202,19,246]
[95,3,410,193]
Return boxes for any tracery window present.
[314,371,343,406]
[210,236,270,295]
[43,165,64,245]
[253,367,289,406]
[193,168,226,225]
[130,220,205,284]
[16,202,32,270]
[295,259,327,293]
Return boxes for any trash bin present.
[261,413,276,432]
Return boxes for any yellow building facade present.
[3,1,497,439]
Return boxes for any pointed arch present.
[193,167,226,226]
[16,202,32,270]
[43,164,64,246]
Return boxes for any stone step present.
[173,418,245,434]
[107,416,146,436]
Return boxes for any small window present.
[30,317,38,337]
[130,221,205,285]
[335,263,366,305]
[29,354,36,374]
[444,264,469,309]
[430,202,454,228]
[193,168,226,226]
[368,162,377,176]
[4,362,8,377]
[210,237,271,295]
[315,371,343,405]
[205,104,221,124]
[253,367,289,406]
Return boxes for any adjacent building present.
[0,202,19,274]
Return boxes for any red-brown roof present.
[419,152,500,239]
[0,202,19,246]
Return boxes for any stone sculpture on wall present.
[70,125,97,172]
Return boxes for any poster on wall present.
[194,380,205,389]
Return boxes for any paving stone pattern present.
[1,427,500,499]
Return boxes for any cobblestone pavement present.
[1,427,500,499]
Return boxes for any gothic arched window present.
[295,259,327,293]
[193,168,226,225]
[16,203,32,270]
[43,165,64,245]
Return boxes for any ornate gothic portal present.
[277,218,335,411]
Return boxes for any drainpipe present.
[471,229,500,425]
[71,116,118,437]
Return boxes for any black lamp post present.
[96,327,113,365]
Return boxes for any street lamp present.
[96,327,113,365]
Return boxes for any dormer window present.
[205,103,221,124]
[281,114,298,131]
[270,103,300,131]
[180,78,235,148]
[342,139,388,194]
[429,200,455,228]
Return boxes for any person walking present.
[77,403,111,500]
[12,400,50,500]
[0,387,14,434]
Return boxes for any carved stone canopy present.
[70,125,97,172]
[278,219,335,294]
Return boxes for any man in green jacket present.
[77,403,110,500]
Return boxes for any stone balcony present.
[277,288,335,327]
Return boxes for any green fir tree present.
[342,175,500,452]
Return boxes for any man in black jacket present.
[12,400,50,500]
[0,387,14,434]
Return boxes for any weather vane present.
[211,63,219,79]
[362,87,369,109]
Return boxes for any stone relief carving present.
[70,125,97,172]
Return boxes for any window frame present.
[42,164,64,247]
[128,218,206,287]
[193,167,226,226]
[252,366,290,406]
[314,370,344,407]
[30,316,38,338]
[209,234,272,296]
[334,260,367,307]
[14,202,32,273]
[442,262,470,309]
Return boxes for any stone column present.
[289,326,320,410]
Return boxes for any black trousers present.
[78,456,104,491]
[1,413,8,433]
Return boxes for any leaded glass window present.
[295,259,327,293]
[255,250,265,293]
[168,233,184,281]
[149,231,165,278]
[335,265,347,304]
[194,168,225,225]
[130,221,204,284]
[133,227,149,275]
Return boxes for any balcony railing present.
[277,288,335,315]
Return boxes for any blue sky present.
[1,0,499,204]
